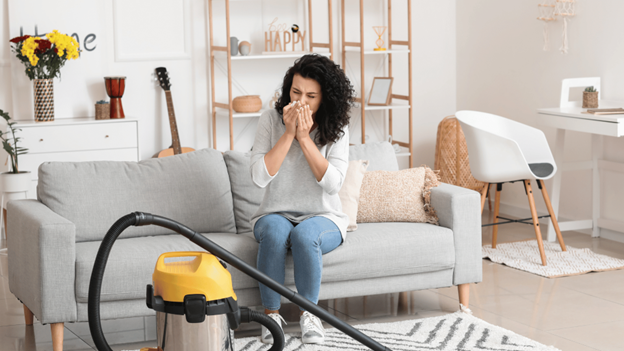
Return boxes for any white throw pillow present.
[338,160,369,231]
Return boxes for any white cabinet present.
[4,118,139,199]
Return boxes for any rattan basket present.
[232,95,262,113]
[434,116,486,192]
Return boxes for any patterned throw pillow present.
[338,160,370,231]
[357,166,440,225]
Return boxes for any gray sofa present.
[7,141,482,349]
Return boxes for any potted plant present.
[9,30,80,122]
[583,86,599,108]
[0,109,31,208]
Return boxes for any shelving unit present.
[208,0,334,150]
[341,0,413,167]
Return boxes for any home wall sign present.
[264,18,306,53]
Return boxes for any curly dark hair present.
[275,54,355,146]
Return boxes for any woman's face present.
[290,73,323,118]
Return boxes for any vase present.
[33,79,54,122]
[230,37,239,56]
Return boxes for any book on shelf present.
[585,108,624,115]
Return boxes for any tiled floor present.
[1,210,624,351]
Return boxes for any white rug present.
[233,311,560,351]
[482,240,624,278]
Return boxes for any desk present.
[537,100,624,241]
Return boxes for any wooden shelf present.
[344,47,410,55]
[341,0,413,167]
[227,52,331,61]
[216,108,265,118]
[395,146,411,157]
[362,103,411,111]
[209,0,334,151]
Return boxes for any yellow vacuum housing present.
[146,251,240,325]
[152,251,237,303]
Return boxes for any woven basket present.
[232,95,262,113]
[434,116,486,192]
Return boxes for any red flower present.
[34,39,52,55]
[9,35,31,43]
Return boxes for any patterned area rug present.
[233,311,559,351]
[483,240,624,278]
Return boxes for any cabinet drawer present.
[19,121,138,154]
[20,148,139,180]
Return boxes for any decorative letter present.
[292,30,300,51]
[298,31,306,51]
[273,31,282,52]
[265,31,273,51]
[283,31,291,51]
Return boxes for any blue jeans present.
[253,214,343,311]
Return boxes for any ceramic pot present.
[0,171,31,208]
[33,79,54,122]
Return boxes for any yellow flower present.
[46,30,80,60]
[21,37,40,66]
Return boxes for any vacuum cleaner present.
[88,212,392,351]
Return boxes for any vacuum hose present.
[88,212,391,351]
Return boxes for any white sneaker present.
[261,313,286,344]
[300,311,325,344]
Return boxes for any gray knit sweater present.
[250,109,349,240]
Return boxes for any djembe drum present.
[104,76,126,119]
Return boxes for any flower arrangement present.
[0,109,28,173]
[9,30,80,80]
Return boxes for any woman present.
[250,54,355,344]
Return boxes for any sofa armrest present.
[430,183,482,285]
[7,199,77,324]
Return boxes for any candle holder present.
[373,26,387,51]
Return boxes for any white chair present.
[455,110,567,266]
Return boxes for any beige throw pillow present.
[338,160,369,231]
[357,166,440,225]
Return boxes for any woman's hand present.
[283,100,300,138]
[296,104,314,141]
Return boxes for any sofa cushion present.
[75,232,259,303]
[349,141,399,171]
[38,148,237,242]
[223,151,266,234]
[76,223,455,303]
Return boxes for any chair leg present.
[492,183,502,248]
[458,283,470,309]
[23,304,34,325]
[51,323,63,351]
[525,180,547,266]
[480,183,490,214]
[537,179,567,252]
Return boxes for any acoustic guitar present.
[154,67,195,158]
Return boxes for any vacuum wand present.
[135,212,392,351]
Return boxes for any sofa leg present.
[458,284,470,309]
[23,304,34,325]
[51,323,63,351]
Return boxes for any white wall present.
[456,1,624,240]
[1,0,455,169]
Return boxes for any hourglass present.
[373,26,387,51]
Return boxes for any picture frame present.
[367,77,393,106]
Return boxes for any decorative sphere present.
[238,41,251,56]
[291,24,299,33]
